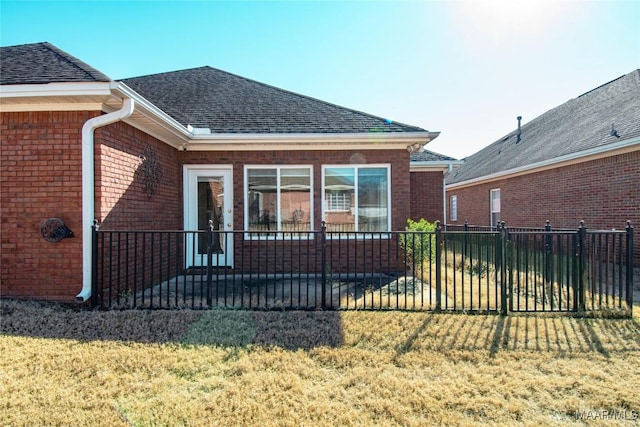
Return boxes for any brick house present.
[445,70,640,261]
[1,42,450,303]
[409,149,462,223]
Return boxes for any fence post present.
[577,221,587,313]
[435,220,442,312]
[321,221,327,310]
[498,221,508,316]
[626,221,634,315]
[463,220,469,258]
[206,219,214,306]
[91,220,99,308]
[545,220,553,286]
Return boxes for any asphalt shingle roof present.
[448,70,640,184]
[0,42,111,85]
[122,66,428,134]
[410,149,458,162]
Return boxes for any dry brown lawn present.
[1,299,640,426]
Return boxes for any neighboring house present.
[0,42,443,302]
[446,70,640,261]
[410,149,462,223]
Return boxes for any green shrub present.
[399,218,438,266]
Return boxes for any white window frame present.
[325,190,352,212]
[244,165,313,239]
[450,195,458,222]
[490,188,501,228]
[321,164,392,237]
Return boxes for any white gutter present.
[76,98,135,303]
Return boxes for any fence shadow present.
[3,299,639,355]
[390,312,640,358]
[0,300,344,349]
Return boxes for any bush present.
[399,218,438,266]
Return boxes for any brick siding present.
[409,171,444,223]
[95,122,181,229]
[447,149,640,260]
[1,111,95,300]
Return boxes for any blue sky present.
[1,0,639,159]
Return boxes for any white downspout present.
[443,164,453,225]
[76,98,134,303]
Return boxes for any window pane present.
[450,195,457,222]
[358,168,388,232]
[247,169,277,231]
[324,168,355,231]
[280,168,311,231]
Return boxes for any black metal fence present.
[92,221,634,316]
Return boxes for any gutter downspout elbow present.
[76,98,134,303]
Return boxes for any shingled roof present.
[0,42,111,85]
[447,70,640,185]
[122,66,428,134]
[411,149,458,163]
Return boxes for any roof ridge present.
[576,74,626,98]
[124,65,426,132]
[40,42,111,82]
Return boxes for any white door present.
[184,166,233,267]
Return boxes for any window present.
[245,166,312,233]
[490,188,501,228]
[322,165,390,232]
[450,195,458,222]
[325,191,351,211]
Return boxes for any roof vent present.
[187,125,211,135]
[516,116,522,143]
[610,123,620,138]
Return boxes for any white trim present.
[183,165,234,267]
[0,81,115,98]
[244,164,314,237]
[490,188,501,228]
[447,137,640,190]
[322,164,392,233]
[410,160,464,173]
[450,195,458,222]
[0,102,105,112]
[184,131,439,152]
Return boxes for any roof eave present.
[446,136,640,190]
[183,131,438,151]
[411,160,464,172]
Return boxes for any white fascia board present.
[410,160,464,172]
[0,81,114,98]
[446,137,640,190]
[0,102,105,112]
[185,131,437,151]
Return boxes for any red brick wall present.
[447,150,640,259]
[95,122,181,229]
[409,171,444,223]
[1,111,96,301]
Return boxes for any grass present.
[2,299,640,426]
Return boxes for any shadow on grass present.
[3,299,640,355]
[0,300,344,349]
[389,311,640,358]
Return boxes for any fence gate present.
[504,222,634,315]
